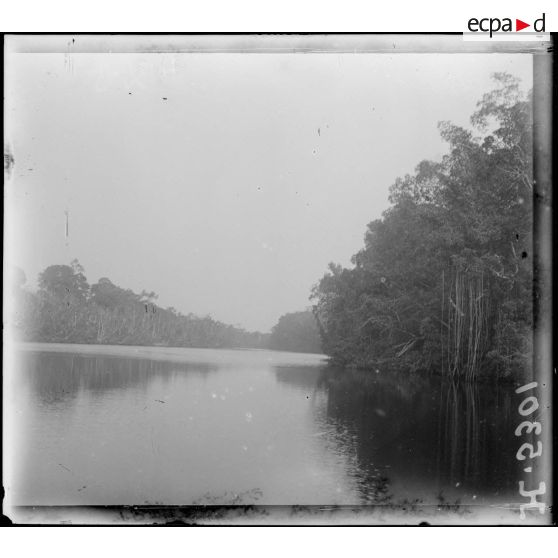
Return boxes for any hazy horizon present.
[5,50,532,332]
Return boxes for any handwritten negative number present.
[515,421,542,436]
[514,381,545,520]
[516,441,543,461]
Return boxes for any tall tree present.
[312,74,533,381]
[38,259,90,303]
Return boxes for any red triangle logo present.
[516,19,530,31]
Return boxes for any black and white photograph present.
[2,33,553,525]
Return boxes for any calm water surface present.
[8,343,520,508]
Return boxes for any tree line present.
[311,74,533,382]
[268,310,322,354]
[11,260,270,349]
[11,262,322,353]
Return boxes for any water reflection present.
[19,351,218,409]
[10,346,519,509]
[275,366,519,505]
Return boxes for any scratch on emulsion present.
[65,209,70,247]
[64,38,76,74]
[4,145,15,179]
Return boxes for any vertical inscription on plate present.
[515,382,545,519]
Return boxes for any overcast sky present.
[5,49,532,331]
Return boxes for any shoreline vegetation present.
[10,74,533,383]
[311,74,533,383]
[10,263,323,354]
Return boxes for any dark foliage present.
[12,262,269,350]
[268,310,323,354]
[311,74,533,381]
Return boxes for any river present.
[6,343,529,523]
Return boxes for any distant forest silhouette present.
[11,261,322,354]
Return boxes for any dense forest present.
[311,74,533,382]
[11,261,270,349]
[11,264,323,353]
[268,310,322,354]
